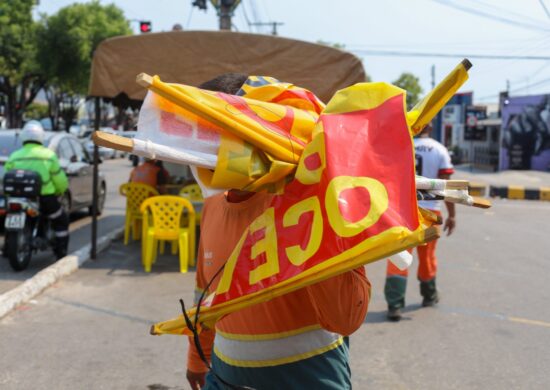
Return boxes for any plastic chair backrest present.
[120,182,159,215]
[140,196,195,236]
[179,183,203,202]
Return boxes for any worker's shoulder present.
[415,137,449,154]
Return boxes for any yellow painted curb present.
[540,187,550,201]
[507,185,525,200]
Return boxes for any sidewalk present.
[453,165,550,200]
[0,238,195,389]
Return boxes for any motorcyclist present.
[4,121,70,259]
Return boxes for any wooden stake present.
[92,131,134,153]
[445,180,469,190]
[136,73,154,88]
[472,197,492,209]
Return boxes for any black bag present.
[3,170,42,197]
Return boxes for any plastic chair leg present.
[171,240,178,255]
[132,219,141,241]
[141,219,147,265]
[124,214,131,245]
[152,238,158,265]
[159,240,165,255]
[179,231,189,273]
[143,231,154,273]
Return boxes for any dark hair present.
[198,73,248,94]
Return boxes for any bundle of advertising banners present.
[94,58,490,336]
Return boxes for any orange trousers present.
[385,211,441,309]
[386,238,438,282]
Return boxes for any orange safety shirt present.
[187,191,370,373]
[129,161,169,189]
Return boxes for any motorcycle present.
[3,170,56,271]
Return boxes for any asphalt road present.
[0,198,549,389]
[0,158,130,294]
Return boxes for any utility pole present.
[249,21,284,35]
[219,0,233,30]
[431,65,435,89]
[506,79,510,94]
[191,1,241,30]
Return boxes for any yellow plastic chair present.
[179,183,204,223]
[120,183,159,245]
[140,196,196,273]
[179,183,203,201]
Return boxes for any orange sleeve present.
[305,267,370,336]
[187,330,215,373]
[186,229,215,373]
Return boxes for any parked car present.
[0,130,107,215]
[82,127,122,159]
[120,130,138,164]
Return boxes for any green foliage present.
[37,1,132,95]
[316,40,346,50]
[393,72,423,109]
[0,0,39,84]
[24,102,48,120]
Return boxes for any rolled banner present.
[408,59,471,135]
[388,250,413,271]
[415,176,469,191]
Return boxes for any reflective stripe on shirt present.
[213,326,343,367]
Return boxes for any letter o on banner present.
[325,176,389,238]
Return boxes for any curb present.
[468,182,487,197]
[467,182,550,201]
[0,226,124,319]
[489,185,550,201]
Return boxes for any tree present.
[393,72,423,109]
[37,1,132,130]
[0,0,44,128]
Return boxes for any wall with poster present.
[501,94,550,170]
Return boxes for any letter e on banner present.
[249,208,280,285]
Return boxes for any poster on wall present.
[464,105,487,141]
[501,94,550,170]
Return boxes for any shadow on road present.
[364,304,424,324]
[82,239,197,277]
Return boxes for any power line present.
[349,49,550,61]
[240,1,253,32]
[432,0,550,32]
[510,76,550,93]
[469,0,549,27]
[539,0,550,20]
[185,6,194,29]
[510,61,550,84]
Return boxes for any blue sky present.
[36,0,550,103]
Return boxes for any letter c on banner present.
[325,176,389,238]
[282,196,323,266]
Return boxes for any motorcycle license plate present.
[5,213,26,229]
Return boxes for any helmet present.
[21,120,45,144]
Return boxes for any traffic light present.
[139,21,152,33]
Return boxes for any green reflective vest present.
[5,143,69,196]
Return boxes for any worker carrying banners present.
[91,59,489,338]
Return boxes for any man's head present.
[418,122,433,138]
[21,120,45,145]
[199,73,248,95]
